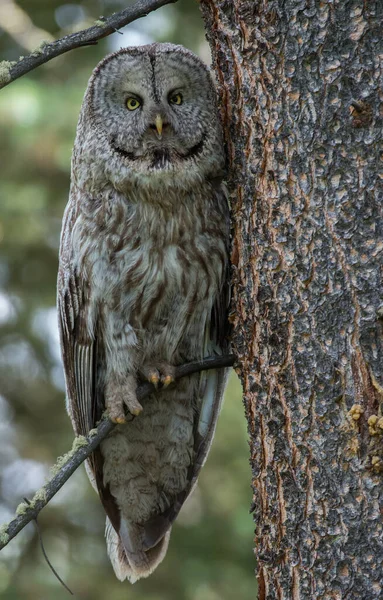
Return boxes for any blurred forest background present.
[0,1,254,599]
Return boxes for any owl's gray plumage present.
[57,43,230,582]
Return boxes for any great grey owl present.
[57,43,230,583]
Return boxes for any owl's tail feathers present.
[105,518,170,583]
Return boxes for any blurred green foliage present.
[0,2,255,599]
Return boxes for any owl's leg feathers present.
[105,375,143,423]
[139,361,176,389]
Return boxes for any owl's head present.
[75,44,225,194]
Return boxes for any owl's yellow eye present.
[169,92,183,106]
[126,97,141,111]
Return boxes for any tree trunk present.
[200,1,383,598]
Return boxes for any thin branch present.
[0,354,236,550]
[0,0,179,90]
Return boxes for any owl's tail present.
[105,518,170,583]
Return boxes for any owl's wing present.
[58,270,97,437]
[57,203,98,438]
[194,181,231,464]
[185,181,231,505]
[58,201,122,536]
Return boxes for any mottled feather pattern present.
[57,43,230,582]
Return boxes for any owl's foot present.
[105,376,143,424]
[140,362,176,389]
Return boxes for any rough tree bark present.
[201,1,382,598]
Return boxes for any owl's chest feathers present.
[73,189,226,346]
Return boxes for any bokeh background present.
[0,1,255,599]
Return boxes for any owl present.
[57,43,230,583]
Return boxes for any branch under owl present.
[0,354,236,551]
[0,0,179,90]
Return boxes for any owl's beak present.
[155,114,163,139]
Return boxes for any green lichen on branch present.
[73,435,88,449]
[9,436,88,528]
[0,61,16,85]
[30,486,47,507]
[32,40,50,56]
[0,524,9,544]
[14,487,48,516]
[15,501,29,516]
[94,19,107,27]
[50,435,88,476]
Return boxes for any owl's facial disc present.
[88,45,225,188]
[107,88,207,172]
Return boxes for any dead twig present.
[0,0,179,90]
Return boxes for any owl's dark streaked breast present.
[70,184,227,358]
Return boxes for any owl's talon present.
[140,362,176,389]
[105,376,142,423]
[148,372,160,388]
[114,416,126,424]
[162,375,174,388]
[125,398,143,416]
[107,406,127,424]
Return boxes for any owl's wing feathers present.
[58,217,123,541]
[57,202,96,438]
[59,285,95,437]
[58,203,118,527]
